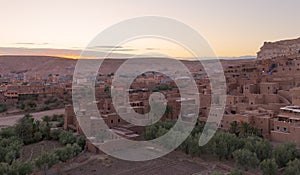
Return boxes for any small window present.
[284,127,287,132]
[111,120,113,124]
[118,119,121,123]
[276,126,280,131]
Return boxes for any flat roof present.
[280,106,300,113]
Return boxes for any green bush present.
[0,104,7,112]
[233,149,259,171]
[58,131,76,145]
[50,130,62,140]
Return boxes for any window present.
[284,127,287,132]
[118,119,121,123]
[276,126,280,131]
[111,120,113,124]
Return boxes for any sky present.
[0,0,300,59]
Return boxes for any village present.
[1,38,300,174]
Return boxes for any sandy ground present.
[0,108,64,127]
[42,151,231,175]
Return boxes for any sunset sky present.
[0,0,300,59]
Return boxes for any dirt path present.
[0,108,64,127]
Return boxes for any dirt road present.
[0,108,65,127]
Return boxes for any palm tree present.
[42,116,51,126]
[42,115,51,139]
[165,105,173,118]
[239,122,251,137]
[229,121,240,136]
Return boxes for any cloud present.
[0,47,135,59]
[90,45,123,49]
[88,45,137,52]
[12,42,50,45]
[145,47,159,51]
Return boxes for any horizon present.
[0,54,257,61]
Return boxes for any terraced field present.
[19,140,63,161]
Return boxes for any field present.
[45,151,231,175]
[19,140,63,162]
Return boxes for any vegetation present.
[232,149,259,171]
[229,169,243,175]
[229,121,262,138]
[283,159,300,175]
[0,103,7,112]
[151,85,175,92]
[0,114,86,175]
[260,159,278,175]
[273,143,298,168]
[143,120,300,174]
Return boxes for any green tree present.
[76,136,86,150]
[239,122,251,137]
[229,121,240,136]
[33,131,43,142]
[0,137,23,164]
[39,116,51,139]
[50,130,61,140]
[165,105,173,117]
[260,158,278,175]
[58,131,76,145]
[243,136,272,161]
[15,114,35,144]
[11,160,33,175]
[186,133,205,157]
[0,103,7,112]
[35,152,59,174]
[229,169,243,175]
[0,126,16,138]
[54,143,82,162]
[209,131,242,160]
[42,115,51,124]
[283,159,300,175]
[0,162,9,175]
[273,143,298,168]
[233,149,259,171]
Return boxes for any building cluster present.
[63,38,300,150]
[0,73,73,105]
